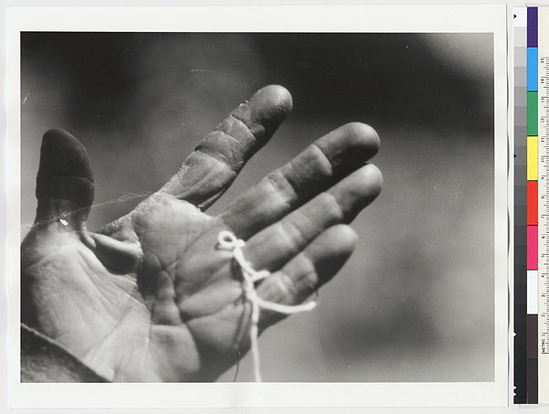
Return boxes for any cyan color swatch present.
[528,47,538,91]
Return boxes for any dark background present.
[21,32,494,382]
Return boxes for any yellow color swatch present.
[528,136,538,180]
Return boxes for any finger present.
[256,225,357,328]
[33,129,95,231]
[220,122,380,239]
[160,85,292,210]
[243,163,382,271]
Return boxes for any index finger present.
[159,85,292,210]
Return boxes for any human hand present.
[21,85,382,382]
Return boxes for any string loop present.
[217,230,316,381]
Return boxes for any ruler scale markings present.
[538,6,549,404]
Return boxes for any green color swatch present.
[528,91,538,136]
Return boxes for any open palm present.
[21,86,382,382]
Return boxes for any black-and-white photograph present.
[20,30,496,384]
[7,4,509,408]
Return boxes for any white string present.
[217,230,316,382]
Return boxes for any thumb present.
[34,129,94,231]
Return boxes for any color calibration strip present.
[514,6,528,404]
[527,6,538,404]
[516,6,549,403]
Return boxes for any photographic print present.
[7,5,508,407]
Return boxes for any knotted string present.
[217,230,316,382]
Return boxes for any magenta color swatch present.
[527,225,538,270]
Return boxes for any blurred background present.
[21,32,494,382]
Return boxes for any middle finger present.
[219,122,380,239]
